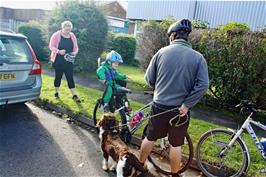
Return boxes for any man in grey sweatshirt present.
[138,19,209,177]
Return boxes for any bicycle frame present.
[225,112,266,162]
[114,101,152,135]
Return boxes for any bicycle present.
[196,100,266,177]
[93,90,194,175]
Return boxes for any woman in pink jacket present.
[49,20,80,102]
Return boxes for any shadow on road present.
[0,103,76,177]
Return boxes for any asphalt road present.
[0,103,201,177]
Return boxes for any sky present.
[0,0,128,10]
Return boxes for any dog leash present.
[110,106,189,129]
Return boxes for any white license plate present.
[0,73,16,80]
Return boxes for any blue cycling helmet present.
[105,50,123,63]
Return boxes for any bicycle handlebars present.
[236,100,257,113]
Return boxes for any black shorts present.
[146,102,190,147]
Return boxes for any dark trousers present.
[54,62,75,89]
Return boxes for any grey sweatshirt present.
[145,39,209,108]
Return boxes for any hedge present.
[107,33,136,65]
[18,22,48,60]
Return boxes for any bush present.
[18,22,48,60]
[107,33,136,65]
[137,19,175,70]
[137,20,266,109]
[48,1,108,72]
[195,29,266,109]
[220,22,250,35]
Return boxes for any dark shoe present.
[54,93,59,99]
[72,95,81,102]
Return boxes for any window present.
[0,37,33,63]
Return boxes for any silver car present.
[0,31,42,105]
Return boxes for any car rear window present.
[0,36,33,64]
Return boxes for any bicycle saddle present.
[114,87,132,95]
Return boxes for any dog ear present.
[96,115,106,128]
[96,120,101,128]
[96,113,110,128]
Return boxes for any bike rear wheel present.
[142,125,194,175]
[93,98,132,143]
[196,129,249,177]
[93,98,103,133]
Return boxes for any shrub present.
[220,22,250,35]
[18,22,48,60]
[193,28,266,109]
[107,33,136,65]
[137,19,175,70]
[192,19,210,29]
[137,20,266,109]
[48,1,108,72]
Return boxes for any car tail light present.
[29,59,42,75]
[27,41,42,75]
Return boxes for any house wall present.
[127,0,266,31]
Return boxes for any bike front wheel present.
[142,125,194,175]
[196,129,249,177]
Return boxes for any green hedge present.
[194,25,266,109]
[18,22,48,60]
[107,33,136,65]
[48,1,108,72]
[138,20,266,109]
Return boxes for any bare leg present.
[169,145,182,173]
[55,87,59,93]
[139,137,155,163]
[70,88,77,96]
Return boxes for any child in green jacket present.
[96,50,130,112]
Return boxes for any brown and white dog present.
[96,113,153,177]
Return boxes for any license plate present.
[0,73,16,80]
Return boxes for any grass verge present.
[40,74,264,176]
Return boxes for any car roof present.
[0,30,27,39]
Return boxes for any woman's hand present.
[70,52,76,57]
[58,50,66,55]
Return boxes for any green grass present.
[78,64,149,91]
[40,74,265,176]
[40,74,143,118]
[118,65,148,91]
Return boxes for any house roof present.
[98,1,126,19]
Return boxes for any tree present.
[18,21,48,60]
[48,1,108,72]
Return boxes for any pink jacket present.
[49,30,79,62]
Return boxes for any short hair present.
[61,20,73,29]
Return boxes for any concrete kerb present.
[33,98,201,173]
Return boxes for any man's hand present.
[179,104,189,117]
[58,50,66,55]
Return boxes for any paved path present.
[0,103,202,177]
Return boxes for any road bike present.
[196,100,266,177]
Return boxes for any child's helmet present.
[105,50,123,63]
